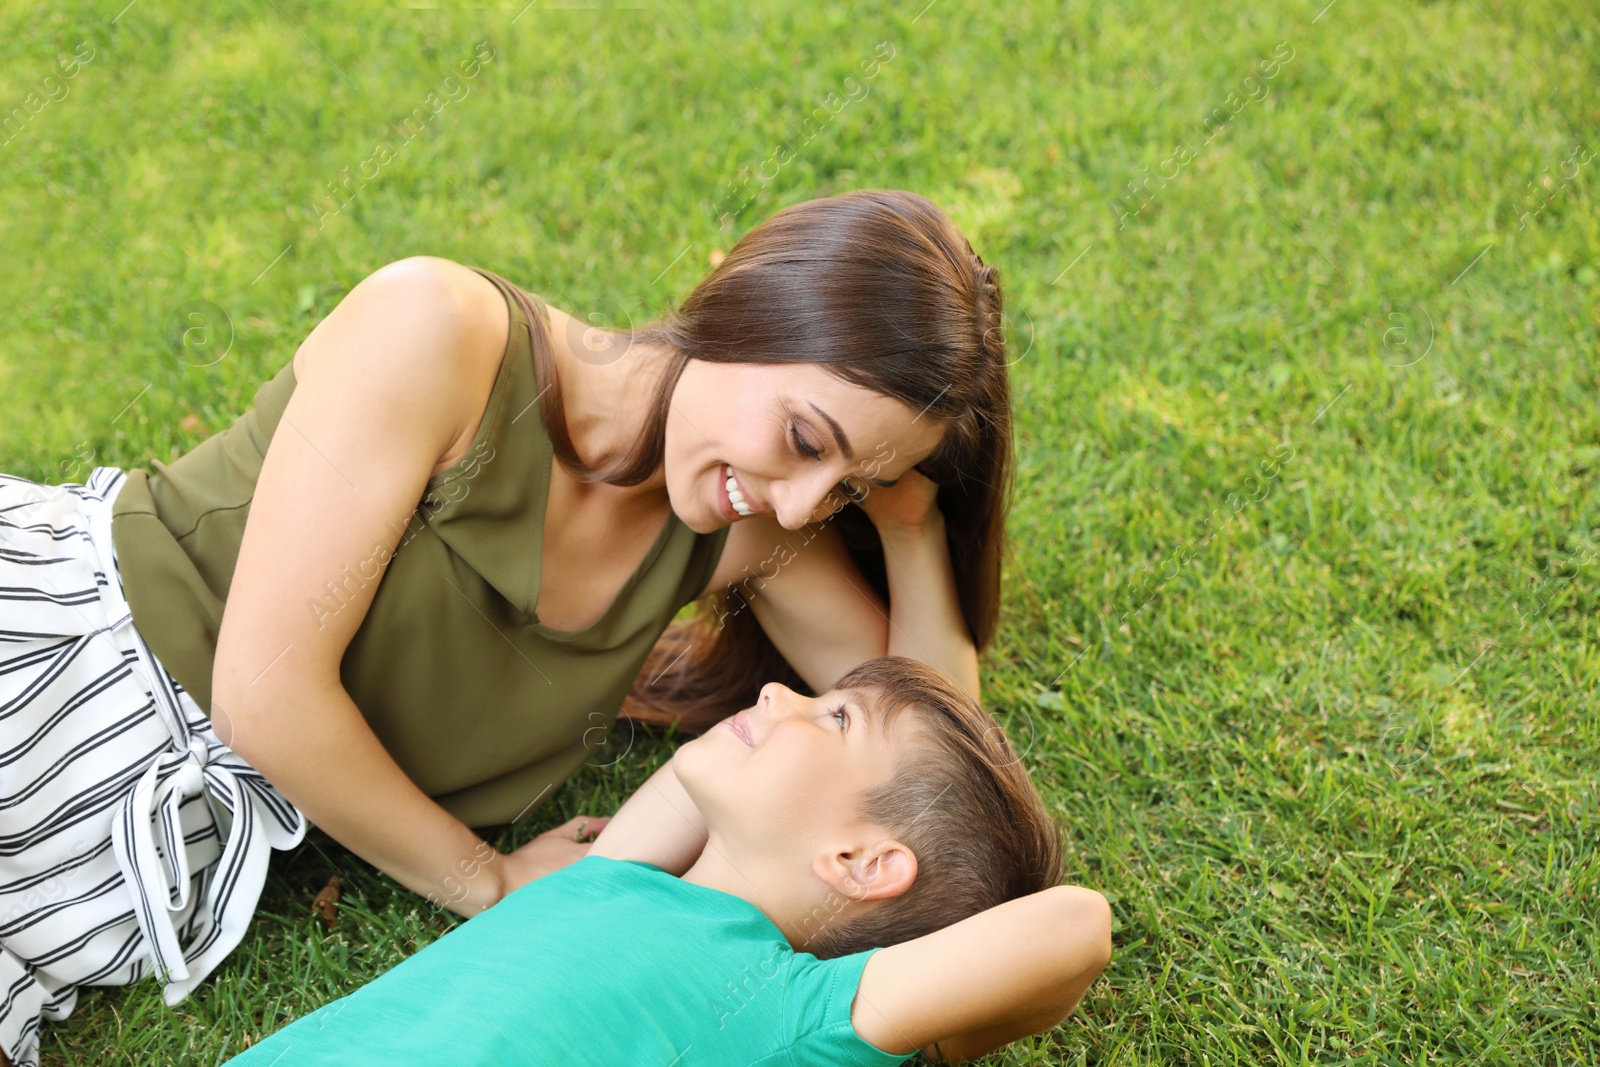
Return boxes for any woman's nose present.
[772,473,847,530]
[770,487,814,531]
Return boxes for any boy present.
[229,657,1112,1064]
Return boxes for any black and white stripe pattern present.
[0,467,306,1067]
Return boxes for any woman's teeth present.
[724,463,754,517]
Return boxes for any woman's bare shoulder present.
[290,256,513,477]
[290,257,507,379]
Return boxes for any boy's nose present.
[757,681,804,718]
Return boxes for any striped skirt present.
[0,467,306,1067]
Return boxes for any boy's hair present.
[799,656,1063,960]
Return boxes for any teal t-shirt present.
[229,855,911,1066]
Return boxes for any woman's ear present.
[812,837,917,904]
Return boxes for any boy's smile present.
[720,710,755,747]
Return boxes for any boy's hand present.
[491,815,611,905]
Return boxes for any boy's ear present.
[812,837,917,904]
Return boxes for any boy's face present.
[673,681,912,852]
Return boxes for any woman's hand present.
[492,814,612,904]
[850,465,941,533]
[851,463,980,700]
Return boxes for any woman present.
[0,189,1012,1066]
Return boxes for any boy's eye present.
[830,704,849,733]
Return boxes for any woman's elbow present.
[208,681,268,764]
[209,661,313,767]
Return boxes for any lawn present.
[2,0,1597,1063]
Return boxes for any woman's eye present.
[792,425,822,461]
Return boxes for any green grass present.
[4,0,1598,1063]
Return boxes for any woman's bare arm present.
[704,515,888,695]
[852,466,979,699]
[213,256,563,916]
[699,470,980,702]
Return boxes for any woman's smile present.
[718,462,764,522]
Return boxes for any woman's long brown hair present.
[499,189,1013,733]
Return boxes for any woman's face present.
[664,360,947,533]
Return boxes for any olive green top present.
[110,267,730,828]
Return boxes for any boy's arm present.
[850,885,1112,1063]
[585,756,708,876]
